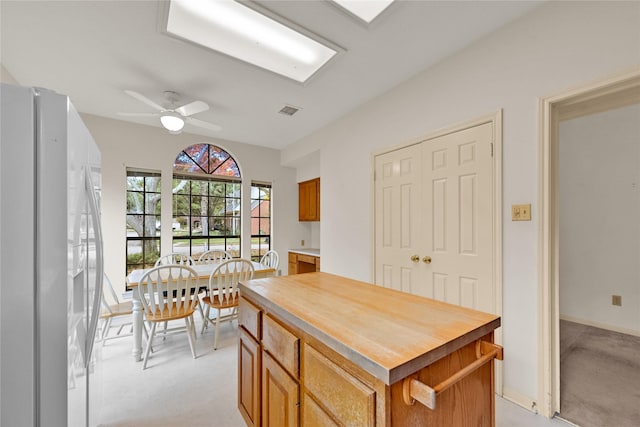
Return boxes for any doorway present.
[539,70,640,419]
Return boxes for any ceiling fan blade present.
[175,100,209,117]
[186,117,222,132]
[124,90,165,112]
[117,112,159,117]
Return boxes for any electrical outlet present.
[301,239,305,246]
[512,204,531,221]
[612,295,622,306]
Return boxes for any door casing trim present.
[538,68,640,418]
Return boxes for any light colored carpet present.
[560,320,640,427]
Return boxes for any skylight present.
[332,0,395,24]
[166,0,338,83]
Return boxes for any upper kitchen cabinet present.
[298,178,320,221]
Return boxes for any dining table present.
[125,261,276,362]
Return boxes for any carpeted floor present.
[560,320,640,427]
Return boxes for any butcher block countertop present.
[239,272,500,385]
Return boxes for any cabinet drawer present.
[297,254,317,265]
[262,315,299,378]
[239,297,261,340]
[303,344,375,427]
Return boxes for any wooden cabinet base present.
[238,273,501,427]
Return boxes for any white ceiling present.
[1,0,543,150]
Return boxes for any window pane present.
[261,200,270,217]
[227,238,240,258]
[208,197,224,216]
[173,216,189,236]
[127,192,144,214]
[127,176,144,191]
[144,215,160,235]
[145,177,161,193]
[142,240,160,264]
[191,180,203,195]
[126,215,143,234]
[190,239,207,258]
[190,195,202,214]
[173,195,190,215]
[173,179,189,194]
[209,182,225,196]
[258,218,270,235]
[145,193,160,214]
[250,186,260,199]
[230,217,241,235]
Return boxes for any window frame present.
[125,169,162,276]
[250,182,272,262]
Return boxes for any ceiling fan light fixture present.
[160,112,185,133]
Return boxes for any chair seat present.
[101,301,133,319]
[202,293,239,310]
[145,305,196,322]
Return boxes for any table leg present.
[132,291,142,362]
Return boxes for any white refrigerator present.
[1,83,104,427]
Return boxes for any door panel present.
[374,144,422,294]
[375,122,495,313]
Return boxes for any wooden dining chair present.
[100,274,134,345]
[201,259,254,349]
[259,250,279,271]
[154,252,205,323]
[197,249,232,264]
[154,252,195,267]
[136,265,201,369]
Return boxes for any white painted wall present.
[0,63,18,84]
[292,151,321,249]
[81,114,301,285]
[559,103,640,335]
[281,1,640,409]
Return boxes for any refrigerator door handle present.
[84,167,104,368]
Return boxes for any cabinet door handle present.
[410,255,419,262]
[402,340,503,410]
[422,256,432,264]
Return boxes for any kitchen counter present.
[288,248,320,257]
[237,272,502,426]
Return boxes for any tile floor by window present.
[96,317,572,427]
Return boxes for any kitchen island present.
[237,272,502,427]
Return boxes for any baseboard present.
[559,315,640,337]
[502,387,539,414]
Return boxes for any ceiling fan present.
[118,90,222,134]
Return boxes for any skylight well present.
[332,0,395,24]
[166,0,338,83]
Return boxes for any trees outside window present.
[251,183,271,261]
[126,170,161,274]
[172,144,241,259]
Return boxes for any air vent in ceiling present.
[278,105,301,116]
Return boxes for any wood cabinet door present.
[303,344,376,427]
[298,178,320,221]
[262,352,299,427]
[239,328,261,427]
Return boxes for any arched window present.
[172,143,242,258]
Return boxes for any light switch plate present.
[512,204,531,221]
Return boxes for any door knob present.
[410,255,419,262]
[422,256,432,264]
